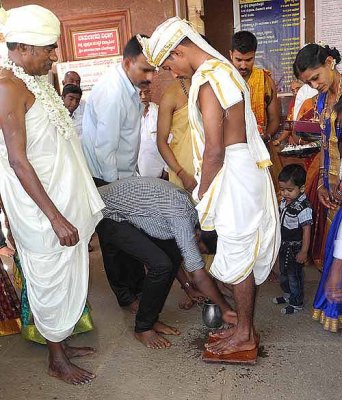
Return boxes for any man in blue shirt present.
[82,35,156,184]
[82,35,156,312]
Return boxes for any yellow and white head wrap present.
[137,17,227,68]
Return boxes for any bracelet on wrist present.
[181,281,191,290]
[317,183,325,190]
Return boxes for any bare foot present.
[0,245,15,257]
[153,321,180,336]
[123,298,140,314]
[48,355,96,385]
[134,330,171,349]
[206,329,256,355]
[178,294,195,310]
[222,309,238,325]
[62,342,96,359]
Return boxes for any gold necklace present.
[179,78,189,98]
[320,74,342,129]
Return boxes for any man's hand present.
[296,249,308,264]
[50,214,79,246]
[184,283,205,303]
[179,170,197,192]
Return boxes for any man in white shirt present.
[82,35,156,312]
[82,35,156,185]
[138,88,166,177]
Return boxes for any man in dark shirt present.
[97,177,235,348]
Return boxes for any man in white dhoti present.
[0,5,104,384]
[138,18,280,358]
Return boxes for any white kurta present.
[189,59,280,285]
[0,100,104,342]
[137,102,165,178]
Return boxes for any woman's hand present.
[318,185,336,209]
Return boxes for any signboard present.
[315,0,342,73]
[56,55,122,99]
[72,28,120,59]
[234,0,304,93]
[60,11,131,62]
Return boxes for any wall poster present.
[315,0,342,73]
[56,56,123,99]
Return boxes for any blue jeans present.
[279,241,304,307]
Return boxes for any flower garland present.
[2,59,76,140]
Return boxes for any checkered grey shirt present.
[98,177,204,272]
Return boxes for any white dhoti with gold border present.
[205,144,278,285]
[189,59,280,286]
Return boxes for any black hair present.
[293,44,341,78]
[278,164,306,187]
[200,230,218,255]
[62,84,82,97]
[6,42,18,50]
[231,31,257,53]
[123,34,149,59]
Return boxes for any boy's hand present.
[296,250,308,264]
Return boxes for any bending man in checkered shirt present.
[97,177,235,349]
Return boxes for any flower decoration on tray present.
[280,141,321,158]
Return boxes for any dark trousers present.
[96,219,181,332]
[94,177,145,306]
[279,242,304,307]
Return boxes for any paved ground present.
[1,237,341,400]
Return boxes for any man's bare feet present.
[62,342,96,358]
[209,325,236,339]
[134,330,171,349]
[48,353,95,385]
[178,293,195,310]
[0,245,15,257]
[153,321,180,336]
[206,329,256,355]
[123,298,140,314]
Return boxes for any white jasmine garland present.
[3,59,76,140]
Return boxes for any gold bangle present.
[317,183,324,190]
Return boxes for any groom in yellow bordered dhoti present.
[138,18,280,360]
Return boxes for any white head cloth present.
[0,5,60,46]
[138,17,226,68]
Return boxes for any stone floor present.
[1,237,341,400]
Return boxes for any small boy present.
[273,164,313,314]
